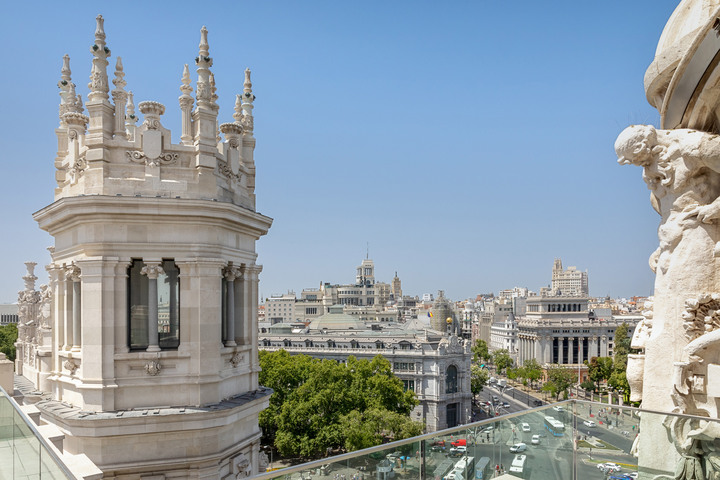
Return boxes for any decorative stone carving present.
[126,150,178,166]
[64,358,79,375]
[229,351,243,367]
[233,453,252,479]
[144,359,161,376]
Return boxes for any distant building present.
[265,292,297,324]
[551,258,589,296]
[0,304,18,325]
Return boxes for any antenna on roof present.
[366,242,369,259]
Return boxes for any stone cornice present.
[33,195,273,239]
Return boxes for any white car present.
[531,434,540,445]
[597,463,621,473]
[521,422,531,432]
[449,446,467,455]
[552,405,564,412]
[583,420,596,427]
[509,443,527,453]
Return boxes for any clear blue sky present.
[0,1,681,303]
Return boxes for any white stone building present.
[515,295,641,366]
[550,258,589,296]
[259,307,473,431]
[265,292,297,324]
[14,17,271,479]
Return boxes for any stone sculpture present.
[617,1,720,477]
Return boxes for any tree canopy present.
[542,366,576,400]
[259,350,421,458]
[470,363,489,398]
[471,339,490,363]
[492,349,513,374]
[0,323,17,362]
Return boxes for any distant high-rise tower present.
[391,271,402,299]
[356,258,375,286]
[551,258,589,296]
[16,16,272,478]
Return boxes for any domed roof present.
[308,305,366,332]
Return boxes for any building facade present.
[259,317,472,432]
[551,258,589,296]
[14,17,271,479]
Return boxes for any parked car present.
[533,399,543,406]
[597,463,621,474]
[492,395,499,403]
[502,402,511,408]
[583,420,596,427]
[509,443,527,453]
[521,422,531,432]
[552,405,564,412]
[531,434,540,445]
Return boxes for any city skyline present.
[0,1,677,302]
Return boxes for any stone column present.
[558,338,564,364]
[222,266,241,347]
[568,337,574,364]
[578,337,585,364]
[600,335,608,357]
[67,265,82,352]
[141,262,164,352]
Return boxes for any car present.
[502,402,511,408]
[482,426,494,433]
[583,420,596,427]
[430,445,445,452]
[552,405,564,412]
[492,396,499,403]
[533,399,543,406]
[521,422,531,432]
[531,434,540,445]
[509,443,527,453]
[489,377,497,384]
[449,446,467,457]
[597,463,621,474]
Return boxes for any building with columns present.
[14,16,272,479]
[515,295,641,369]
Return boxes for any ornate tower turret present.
[28,16,272,479]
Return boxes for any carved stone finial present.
[180,64,193,96]
[88,15,111,101]
[58,55,74,118]
[233,94,243,124]
[126,91,137,125]
[94,15,106,42]
[23,262,38,291]
[241,68,254,134]
[199,26,209,57]
[210,72,219,105]
[112,57,126,90]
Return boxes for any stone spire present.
[193,26,218,147]
[233,94,243,125]
[125,90,138,139]
[179,64,194,145]
[241,68,254,135]
[88,15,111,102]
[111,57,128,139]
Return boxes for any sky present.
[0,1,682,303]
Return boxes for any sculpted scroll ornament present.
[126,150,178,167]
[64,358,79,375]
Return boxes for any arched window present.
[446,365,458,394]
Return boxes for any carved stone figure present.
[617,1,720,476]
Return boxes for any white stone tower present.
[18,15,272,479]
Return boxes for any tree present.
[542,366,576,400]
[492,349,513,374]
[587,356,613,391]
[261,351,421,458]
[0,323,18,362]
[470,363,489,399]
[522,359,543,389]
[471,339,490,363]
[610,323,631,401]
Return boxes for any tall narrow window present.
[446,365,458,394]
[128,259,180,350]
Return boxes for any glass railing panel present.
[0,385,74,480]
